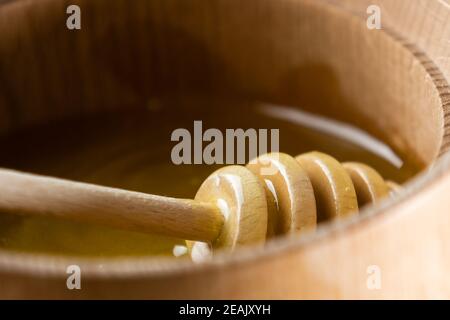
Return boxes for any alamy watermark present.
[366,265,382,290]
[65,4,380,31]
[66,265,81,290]
[171,121,279,166]
[66,5,81,30]
[367,5,382,30]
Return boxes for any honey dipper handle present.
[0,169,224,242]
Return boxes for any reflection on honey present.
[0,96,421,257]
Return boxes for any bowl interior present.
[0,0,448,262]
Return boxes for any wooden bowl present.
[0,0,450,298]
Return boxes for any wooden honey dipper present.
[0,151,399,259]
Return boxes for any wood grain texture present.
[332,0,450,154]
[247,153,317,236]
[0,0,449,299]
[0,169,224,242]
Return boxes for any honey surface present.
[0,97,421,257]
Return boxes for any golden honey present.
[0,96,421,257]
